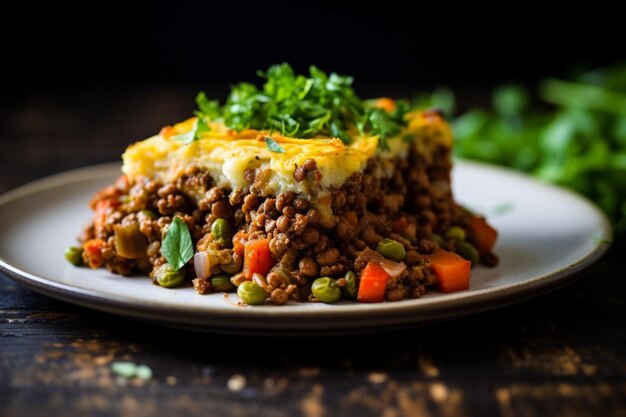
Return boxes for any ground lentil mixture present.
[70,118,499,305]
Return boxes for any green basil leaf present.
[265,136,285,153]
[161,216,194,271]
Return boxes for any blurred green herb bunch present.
[418,64,626,236]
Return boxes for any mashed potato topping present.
[122,110,452,199]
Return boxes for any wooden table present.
[2,88,625,417]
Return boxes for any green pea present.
[341,271,359,299]
[431,233,444,247]
[312,277,341,303]
[154,263,185,288]
[65,246,84,266]
[456,241,479,264]
[211,218,233,246]
[237,281,267,305]
[211,274,235,292]
[376,238,406,262]
[445,226,466,242]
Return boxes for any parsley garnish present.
[170,118,211,144]
[195,92,221,119]
[169,120,197,144]
[265,136,285,153]
[195,118,211,138]
[160,217,194,271]
[194,63,410,149]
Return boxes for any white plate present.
[0,161,612,335]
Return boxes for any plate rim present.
[0,161,613,331]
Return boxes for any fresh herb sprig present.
[195,63,409,149]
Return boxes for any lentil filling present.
[76,122,499,305]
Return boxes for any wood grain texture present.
[1,90,625,417]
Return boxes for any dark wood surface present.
[1,89,625,417]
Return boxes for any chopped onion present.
[194,251,220,278]
[194,252,213,279]
[356,247,407,278]
[379,258,407,278]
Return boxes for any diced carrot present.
[357,263,389,303]
[89,186,121,209]
[469,216,498,253]
[424,249,471,293]
[232,230,247,257]
[374,97,396,113]
[243,238,275,279]
[93,198,120,235]
[82,239,106,269]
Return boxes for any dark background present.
[4,2,624,93]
